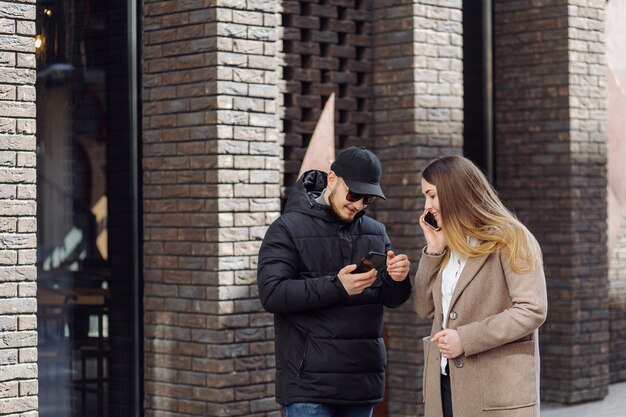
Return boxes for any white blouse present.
[440,249,468,375]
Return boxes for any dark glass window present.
[463,0,494,182]
[35,1,141,416]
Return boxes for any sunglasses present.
[341,180,377,205]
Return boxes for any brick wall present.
[494,0,608,404]
[213,3,281,415]
[142,1,280,416]
[566,0,609,399]
[0,0,38,415]
[371,1,463,416]
[139,0,613,414]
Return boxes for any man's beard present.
[328,187,356,222]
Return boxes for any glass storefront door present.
[35,0,141,416]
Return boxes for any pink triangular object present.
[298,93,336,179]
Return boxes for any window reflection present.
[36,0,137,416]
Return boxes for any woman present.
[414,156,547,417]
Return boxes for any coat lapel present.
[433,270,443,329]
[448,253,489,311]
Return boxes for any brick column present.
[371,1,463,416]
[494,0,608,404]
[142,1,280,416]
[0,1,38,415]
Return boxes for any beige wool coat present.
[414,247,547,417]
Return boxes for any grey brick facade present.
[494,0,609,404]
[142,1,281,416]
[138,0,619,416]
[0,0,620,416]
[0,1,38,416]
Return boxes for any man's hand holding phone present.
[338,264,377,296]
[338,250,410,294]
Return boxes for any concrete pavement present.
[540,381,626,417]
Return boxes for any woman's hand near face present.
[419,210,446,254]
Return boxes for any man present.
[257,146,412,417]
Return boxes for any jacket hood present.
[284,170,365,223]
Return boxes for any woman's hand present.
[432,329,464,359]
[419,210,446,254]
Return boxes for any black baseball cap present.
[330,146,386,200]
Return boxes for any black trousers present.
[441,365,453,417]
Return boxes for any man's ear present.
[327,171,337,190]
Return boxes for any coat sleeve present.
[257,219,350,313]
[413,247,445,320]
[456,250,548,357]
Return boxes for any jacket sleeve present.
[413,247,445,320]
[380,271,412,308]
[257,219,350,313]
[456,250,548,357]
[379,232,412,308]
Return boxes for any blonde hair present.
[422,156,542,273]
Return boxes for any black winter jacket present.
[257,170,412,406]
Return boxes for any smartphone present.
[423,211,441,231]
[352,251,386,274]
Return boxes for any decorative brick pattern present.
[494,0,608,404]
[142,1,280,416]
[280,0,374,186]
[0,1,38,416]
